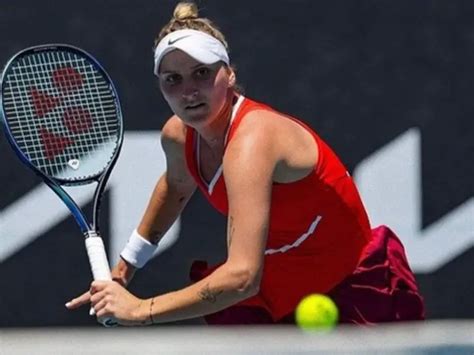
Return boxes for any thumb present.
[65,290,91,310]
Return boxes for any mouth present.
[185,103,206,110]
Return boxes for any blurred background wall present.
[0,0,472,326]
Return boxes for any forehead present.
[159,49,203,74]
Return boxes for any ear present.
[228,69,236,88]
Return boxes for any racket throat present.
[84,230,100,239]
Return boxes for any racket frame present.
[0,44,124,234]
[0,44,124,326]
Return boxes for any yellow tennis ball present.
[295,294,339,331]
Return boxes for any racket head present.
[0,44,124,185]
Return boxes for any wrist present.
[112,258,136,286]
[120,229,159,268]
[133,298,153,326]
[149,297,156,325]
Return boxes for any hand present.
[65,258,136,312]
[89,280,150,326]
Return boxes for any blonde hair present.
[154,2,229,51]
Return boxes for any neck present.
[199,91,237,148]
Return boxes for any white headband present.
[153,29,230,76]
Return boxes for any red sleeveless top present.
[185,96,372,320]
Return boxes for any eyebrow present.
[160,63,210,75]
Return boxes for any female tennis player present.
[66,2,425,325]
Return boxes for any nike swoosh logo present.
[168,35,191,45]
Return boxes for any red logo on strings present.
[29,66,94,160]
[52,67,84,94]
[39,127,73,160]
[30,88,61,118]
[62,107,93,134]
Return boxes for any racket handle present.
[85,234,112,280]
[85,233,118,327]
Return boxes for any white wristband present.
[120,229,158,268]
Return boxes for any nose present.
[182,81,198,101]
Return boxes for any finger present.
[96,307,113,319]
[65,291,91,309]
[93,297,108,315]
[90,290,108,307]
[90,281,107,294]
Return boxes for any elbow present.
[227,265,261,298]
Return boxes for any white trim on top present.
[196,95,245,195]
[207,165,223,195]
[264,215,322,255]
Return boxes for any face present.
[158,49,235,128]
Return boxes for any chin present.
[180,108,212,125]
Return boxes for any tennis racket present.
[0,44,123,327]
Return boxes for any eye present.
[195,67,211,79]
[163,74,181,85]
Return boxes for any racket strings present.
[2,50,121,181]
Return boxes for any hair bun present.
[173,2,199,21]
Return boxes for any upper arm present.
[160,116,197,194]
[223,114,280,277]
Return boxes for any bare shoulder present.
[238,108,312,135]
[238,108,317,150]
[236,109,278,133]
[226,108,318,183]
[224,110,280,166]
[160,116,195,188]
[161,115,187,153]
[227,109,297,154]
[227,109,278,148]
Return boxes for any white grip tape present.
[85,237,117,327]
[86,237,112,281]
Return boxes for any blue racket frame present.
[0,44,124,235]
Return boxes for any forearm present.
[138,174,195,244]
[118,172,195,273]
[143,263,258,323]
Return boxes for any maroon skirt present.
[190,225,425,325]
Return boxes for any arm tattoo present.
[199,283,223,304]
[227,216,235,248]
